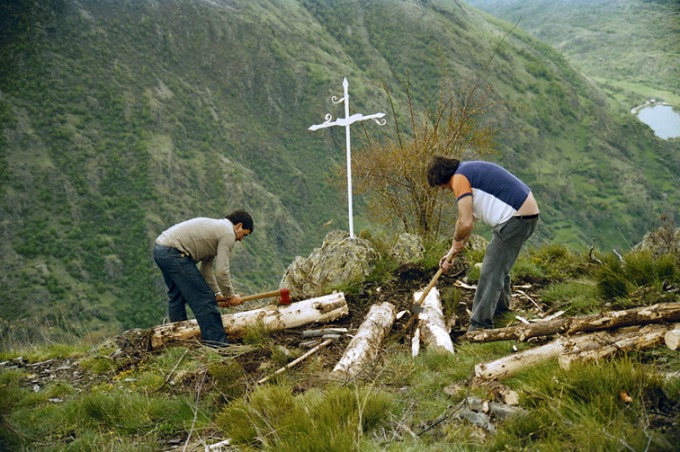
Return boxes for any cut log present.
[150,292,348,350]
[413,288,455,354]
[559,324,671,370]
[332,302,396,379]
[466,302,680,343]
[664,323,680,351]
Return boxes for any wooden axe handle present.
[402,254,455,333]
[240,289,283,302]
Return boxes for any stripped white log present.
[559,324,671,369]
[150,292,348,349]
[475,338,566,380]
[332,302,396,379]
[664,323,680,351]
[414,288,455,354]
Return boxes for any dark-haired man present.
[427,156,539,331]
[153,210,254,346]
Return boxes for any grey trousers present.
[470,216,538,330]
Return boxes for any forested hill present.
[1,0,678,339]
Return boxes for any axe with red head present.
[217,288,291,308]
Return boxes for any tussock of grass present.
[215,383,399,450]
[541,278,600,315]
[494,358,673,450]
[596,250,679,301]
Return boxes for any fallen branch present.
[301,328,348,338]
[257,338,335,384]
[465,302,680,343]
[475,323,674,380]
[558,324,670,370]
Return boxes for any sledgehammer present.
[217,288,291,308]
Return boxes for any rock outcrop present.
[280,230,379,298]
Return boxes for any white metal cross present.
[309,77,386,238]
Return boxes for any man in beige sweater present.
[153,210,254,346]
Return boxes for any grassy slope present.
[0,0,678,339]
[1,242,678,450]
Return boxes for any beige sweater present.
[156,217,236,297]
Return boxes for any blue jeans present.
[153,244,227,345]
[470,216,538,330]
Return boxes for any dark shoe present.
[202,340,230,349]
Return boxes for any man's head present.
[426,155,460,187]
[226,210,254,241]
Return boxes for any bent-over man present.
[427,156,539,331]
[153,210,254,346]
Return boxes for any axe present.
[217,288,291,308]
[401,254,456,332]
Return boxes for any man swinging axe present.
[427,156,540,332]
[153,210,254,347]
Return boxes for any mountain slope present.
[1,0,678,339]
[465,0,680,104]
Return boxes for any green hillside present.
[1,0,679,339]
[465,0,680,105]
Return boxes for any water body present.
[636,104,680,140]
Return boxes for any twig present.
[152,348,189,393]
[257,339,334,384]
[516,289,542,311]
[184,369,206,451]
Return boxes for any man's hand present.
[216,293,243,307]
[439,252,456,272]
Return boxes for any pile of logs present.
[471,302,680,381]
[127,287,679,384]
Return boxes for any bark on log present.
[413,288,455,354]
[150,292,348,349]
[466,302,680,343]
[559,324,671,370]
[332,302,396,379]
[664,323,680,351]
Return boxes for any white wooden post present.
[309,78,386,238]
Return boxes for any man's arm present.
[452,195,474,252]
[441,195,474,271]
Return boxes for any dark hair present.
[226,210,254,233]
[426,155,460,187]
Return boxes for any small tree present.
[351,74,499,239]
